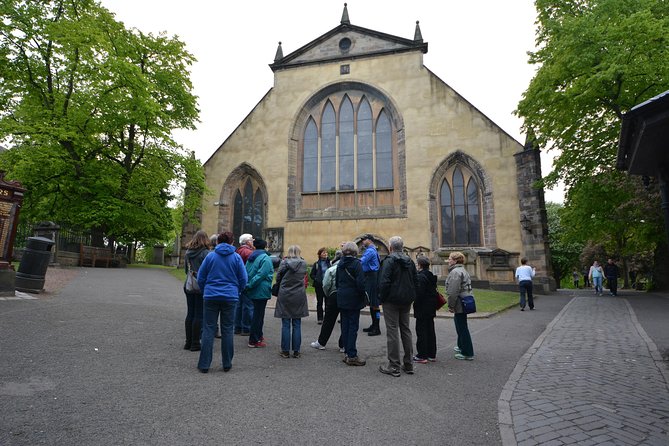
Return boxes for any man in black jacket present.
[377,236,417,377]
[604,258,620,296]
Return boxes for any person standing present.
[360,234,381,336]
[604,258,620,296]
[309,247,331,324]
[378,236,417,377]
[245,239,273,348]
[183,230,210,352]
[589,260,604,296]
[336,242,367,366]
[196,231,248,373]
[446,251,474,361]
[310,250,344,351]
[515,258,536,311]
[582,266,591,288]
[274,245,309,358]
[572,269,580,289]
[234,233,255,335]
[412,256,438,364]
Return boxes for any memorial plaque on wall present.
[0,172,25,269]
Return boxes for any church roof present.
[270,4,427,72]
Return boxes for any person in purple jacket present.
[196,231,248,373]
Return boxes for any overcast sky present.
[99,0,563,202]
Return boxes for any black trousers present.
[314,282,326,321]
[607,276,618,296]
[318,292,342,348]
[415,316,436,359]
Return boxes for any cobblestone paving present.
[499,295,669,445]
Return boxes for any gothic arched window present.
[300,93,395,195]
[440,166,481,246]
[232,179,265,243]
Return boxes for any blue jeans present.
[249,299,268,344]
[592,276,603,294]
[199,300,236,370]
[234,292,254,333]
[339,308,360,358]
[281,318,301,353]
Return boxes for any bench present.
[79,244,113,268]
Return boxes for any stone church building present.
[197,5,553,291]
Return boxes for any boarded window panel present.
[233,190,243,241]
[321,103,336,192]
[453,168,467,245]
[243,180,253,235]
[339,97,354,190]
[467,179,481,245]
[440,180,453,245]
[357,98,373,190]
[253,188,263,237]
[376,110,393,189]
[303,119,318,192]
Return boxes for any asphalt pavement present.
[1,268,667,445]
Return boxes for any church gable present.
[271,5,426,72]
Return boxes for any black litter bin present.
[16,236,55,293]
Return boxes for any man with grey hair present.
[377,235,417,377]
[234,233,255,335]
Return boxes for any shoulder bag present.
[185,260,201,293]
[460,294,476,314]
[435,291,447,311]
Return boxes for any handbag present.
[435,291,447,311]
[460,294,476,314]
[271,281,280,297]
[185,260,200,293]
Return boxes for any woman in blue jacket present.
[245,239,273,348]
[196,231,248,373]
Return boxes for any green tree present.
[517,0,669,188]
[546,201,583,286]
[0,0,202,246]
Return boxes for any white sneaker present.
[339,347,346,353]
[310,341,325,350]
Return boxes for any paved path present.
[499,293,669,445]
[1,268,668,445]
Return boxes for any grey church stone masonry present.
[514,145,556,292]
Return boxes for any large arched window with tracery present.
[301,93,394,195]
[440,166,481,246]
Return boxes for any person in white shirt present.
[515,258,536,311]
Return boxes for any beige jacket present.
[445,264,472,314]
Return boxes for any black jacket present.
[378,252,417,305]
[335,256,366,310]
[309,258,331,285]
[414,269,438,318]
[603,263,619,278]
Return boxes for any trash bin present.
[15,236,56,293]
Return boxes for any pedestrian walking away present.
[309,247,331,324]
[182,230,210,352]
[196,231,248,373]
[336,242,367,366]
[274,245,309,359]
[604,258,620,296]
[446,251,474,360]
[515,258,536,311]
[245,239,273,348]
[413,256,438,364]
[378,235,417,376]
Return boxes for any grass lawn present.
[437,286,519,314]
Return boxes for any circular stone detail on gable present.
[339,37,352,52]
